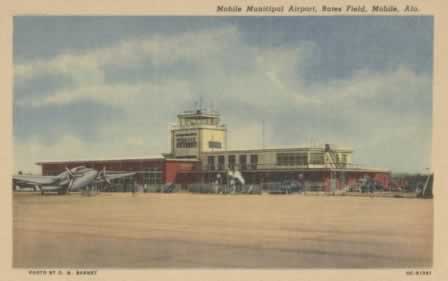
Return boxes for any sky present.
[13,16,433,174]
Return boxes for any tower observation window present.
[176,137,197,148]
[208,141,222,149]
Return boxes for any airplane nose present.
[70,170,99,191]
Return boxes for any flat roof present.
[178,109,219,117]
[36,155,166,165]
[182,167,390,174]
[36,156,200,165]
[164,158,199,162]
[202,145,353,154]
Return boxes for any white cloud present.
[14,133,168,174]
[14,25,317,108]
[16,80,192,108]
[14,24,432,173]
[15,136,86,173]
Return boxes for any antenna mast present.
[262,120,265,149]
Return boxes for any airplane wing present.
[13,175,59,185]
[96,172,136,183]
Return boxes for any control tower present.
[171,109,227,159]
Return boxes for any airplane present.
[13,166,135,195]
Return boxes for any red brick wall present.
[164,161,197,184]
[374,172,390,188]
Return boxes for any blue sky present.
[13,16,433,173]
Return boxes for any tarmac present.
[13,192,433,268]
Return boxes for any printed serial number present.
[406,270,432,276]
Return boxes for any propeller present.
[65,167,74,179]
[67,178,74,191]
[100,167,112,185]
[65,167,75,191]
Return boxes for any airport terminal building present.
[37,109,390,191]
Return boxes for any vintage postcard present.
[0,0,447,281]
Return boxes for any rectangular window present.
[176,137,197,148]
[208,141,222,149]
[309,153,324,165]
[277,153,308,166]
[228,155,236,170]
[218,155,225,170]
[207,156,215,170]
[250,154,258,170]
[239,155,247,170]
[143,170,162,185]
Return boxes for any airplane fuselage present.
[13,166,135,195]
[70,169,98,190]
